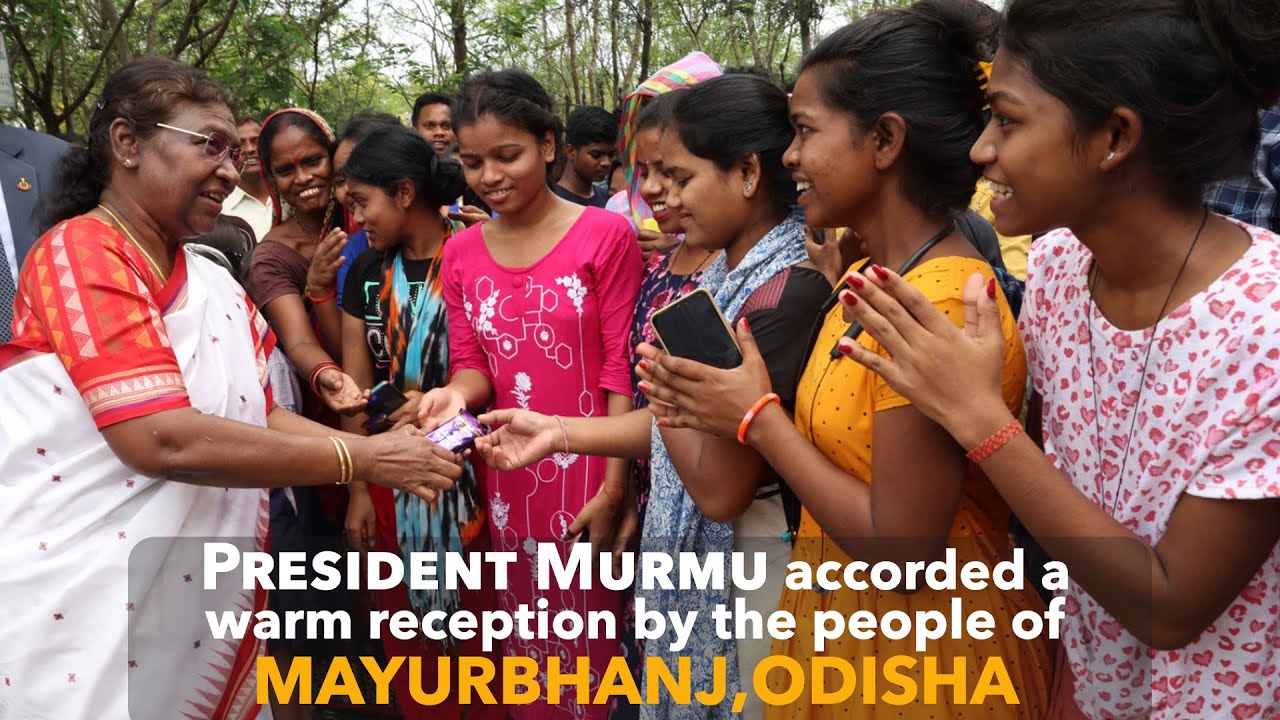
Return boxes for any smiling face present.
[457,113,555,215]
[236,119,262,179]
[415,103,456,154]
[346,178,409,251]
[267,123,333,217]
[137,101,240,238]
[783,68,879,230]
[658,126,751,251]
[970,49,1100,237]
[635,127,681,235]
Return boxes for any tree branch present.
[192,0,241,66]
[57,0,140,126]
[172,0,212,57]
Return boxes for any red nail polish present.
[987,278,996,299]
[872,265,890,281]
[638,359,650,371]
[845,274,864,289]
[741,318,750,332]
[638,381,650,393]
[840,290,858,306]
[656,418,667,427]
[837,341,853,355]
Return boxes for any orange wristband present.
[737,393,780,445]
[965,421,1023,463]
[306,287,336,303]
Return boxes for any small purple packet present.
[424,410,488,452]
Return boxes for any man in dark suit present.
[0,125,68,342]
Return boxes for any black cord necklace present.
[828,220,956,359]
[1085,207,1208,514]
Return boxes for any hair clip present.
[976,61,993,110]
[976,61,993,91]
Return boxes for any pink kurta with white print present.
[442,206,642,720]
[1022,222,1280,720]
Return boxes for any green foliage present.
[2,0,927,133]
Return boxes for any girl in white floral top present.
[829,0,1280,718]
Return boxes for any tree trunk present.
[450,0,466,76]
[98,0,130,64]
[541,9,556,91]
[609,0,621,106]
[638,0,652,81]
[565,0,582,107]
[589,0,601,105]
[798,0,814,55]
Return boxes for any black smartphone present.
[363,381,409,432]
[648,288,743,369]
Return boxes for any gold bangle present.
[329,436,352,485]
[338,437,353,484]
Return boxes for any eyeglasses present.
[155,122,246,171]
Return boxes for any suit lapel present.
[0,149,40,261]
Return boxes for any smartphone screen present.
[649,289,743,369]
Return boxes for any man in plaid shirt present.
[1206,105,1280,232]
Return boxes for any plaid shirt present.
[1205,106,1280,232]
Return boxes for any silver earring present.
[1105,152,1116,161]
[124,159,132,166]
[745,181,754,192]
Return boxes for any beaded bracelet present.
[737,392,780,445]
[309,361,340,396]
[965,421,1023,463]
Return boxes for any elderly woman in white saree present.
[0,57,459,720]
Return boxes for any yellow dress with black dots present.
[764,257,1050,720]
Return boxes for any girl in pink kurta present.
[421,68,643,720]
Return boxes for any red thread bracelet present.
[737,393,780,445]
[310,361,340,396]
[306,287,336,303]
[965,421,1023,463]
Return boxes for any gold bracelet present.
[338,437,353,484]
[329,436,353,485]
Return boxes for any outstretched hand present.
[317,367,367,416]
[635,319,774,439]
[417,386,467,432]
[473,408,562,471]
[835,265,1011,444]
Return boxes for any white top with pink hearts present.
[1022,220,1280,720]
